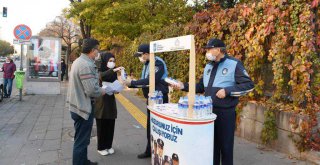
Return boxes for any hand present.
[216,89,226,99]
[170,81,184,90]
[113,67,124,72]
[101,88,106,95]
[124,79,132,86]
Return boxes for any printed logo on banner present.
[153,43,157,52]
[170,39,185,51]
[175,39,180,46]
[153,42,164,52]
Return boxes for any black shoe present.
[3,95,8,98]
[137,152,151,159]
[87,160,98,165]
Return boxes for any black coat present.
[94,69,118,119]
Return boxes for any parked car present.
[0,78,3,102]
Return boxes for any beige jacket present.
[67,54,104,120]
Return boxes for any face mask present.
[206,52,216,61]
[107,62,115,69]
[6,61,10,63]
[94,52,100,61]
[139,56,146,63]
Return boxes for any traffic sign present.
[13,24,32,40]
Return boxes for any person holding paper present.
[94,52,124,156]
[171,38,254,165]
[124,44,169,159]
[67,38,112,165]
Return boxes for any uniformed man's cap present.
[172,153,179,161]
[134,44,150,57]
[203,38,226,49]
[157,139,164,148]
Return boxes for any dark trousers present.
[213,107,236,165]
[61,72,65,81]
[145,94,168,154]
[96,118,115,150]
[71,110,94,165]
[4,78,13,97]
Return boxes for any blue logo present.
[222,68,228,75]
[153,43,157,52]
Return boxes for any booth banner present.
[150,35,193,53]
[150,110,214,165]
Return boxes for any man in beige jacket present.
[67,38,106,165]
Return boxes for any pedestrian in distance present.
[0,56,16,98]
[61,59,66,81]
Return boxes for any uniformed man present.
[172,153,179,165]
[125,44,169,159]
[154,139,164,165]
[172,38,254,165]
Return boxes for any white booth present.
[148,35,216,165]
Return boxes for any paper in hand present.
[102,80,124,96]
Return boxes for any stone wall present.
[235,101,307,157]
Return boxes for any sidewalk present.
[0,82,313,165]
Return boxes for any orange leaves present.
[242,6,252,17]
[264,23,275,35]
[267,15,275,22]
[311,0,319,8]
[245,27,255,40]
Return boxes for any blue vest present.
[141,56,168,79]
[203,58,237,88]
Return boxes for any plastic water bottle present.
[158,91,163,104]
[178,97,183,117]
[121,69,127,81]
[199,96,205,118]
[182,97,188,117]
[149,91,157,107]
[206,96,213,115]
[154,91,159,104]
[193,100,200,119]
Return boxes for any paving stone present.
[41,139,61,151]
[37,150,59,164]
[45,130,62,140]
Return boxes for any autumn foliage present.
[115,0,320,151]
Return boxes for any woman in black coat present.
[95,52,123,156]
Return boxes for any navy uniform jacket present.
[183,55,254,109]
[131,56,169,99]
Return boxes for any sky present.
[0,0,70,44]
